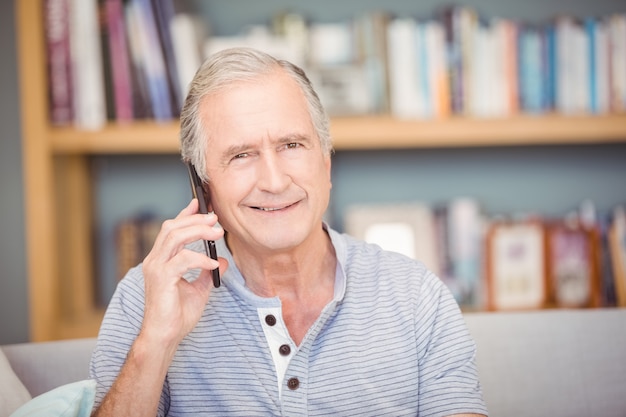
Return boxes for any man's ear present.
[204,183,214,213]
[325,154,332,186]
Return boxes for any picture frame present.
[545,221,600,308]
[485,220,547,311]
[343,203,440,275]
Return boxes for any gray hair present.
[180,47,332,183]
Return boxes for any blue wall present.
[93,142,626,305]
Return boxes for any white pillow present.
[0,349,31,417]
[9,379,95,417]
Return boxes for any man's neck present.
[227,227,337,300]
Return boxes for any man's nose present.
[257,153,290,193]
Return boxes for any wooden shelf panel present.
[49,113,626,154]
[331,113,626,149]
[50,121,181,154]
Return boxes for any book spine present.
[354,12,391,114]
[519,26,544,113]
[124,0,153,119]
[608,14,626,112]
[44,0,73,125]
[543,24,557,111]
[151,0,183,115]
[70,0,107,129]
[130,0,173,121]
[386,18,420,119]
[573,20,589,113]
[427,21,451,118]
[555,16,573,113]
[439,7,464,114]
[595,20,610,114]
[99,0,116,121]
[170,14,205,98]
[105,0,134,122]
[491,19,511,116]
[586,18,598,114]
[416,22,430,118]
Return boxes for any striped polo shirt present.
[90,226,487,416]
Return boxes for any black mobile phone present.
[186,162,221,288]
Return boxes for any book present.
[127,0,173,121]
[354,11,391,114]
[426,20,451,118]
[609,205,626,307]
[386,17,422,119]
[115,213,161,280]
[542,24,557,111]
[598,216,617,307]
[151,0,183,115]
[170,13,207,99]
[98,0,116,121]
[518,25,545,113]
[608,14,626,113]
[491,18,519,115]
[103,0,134,122]
[554,16,588,114]
[458,7,478,116]
[447,198,484,308]
[438,6,464,115]
[44,0,74,125]
[123,0,152,119]
[70,0,107,130]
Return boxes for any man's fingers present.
[176,198,199,218]
[217,257,229,276]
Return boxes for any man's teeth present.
[259,207,282,211]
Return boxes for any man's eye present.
[233,153,248,160]
[286,143,300,149]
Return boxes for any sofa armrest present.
[1,338,96,397]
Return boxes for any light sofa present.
[1,309,625,417]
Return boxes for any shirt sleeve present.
[415,271,488,417]
[88,265,170,416]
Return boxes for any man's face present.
[200,70,332,255]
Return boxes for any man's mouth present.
[252,202,296,212]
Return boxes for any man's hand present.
[93,199,227,417]
[141,198,228,348]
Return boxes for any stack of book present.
[43,3,626,124]
[385,7,626,119]
[44,0,206,129]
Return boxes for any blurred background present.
[2,0,626,344]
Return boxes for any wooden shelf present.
[50,121,181,154]
[49,113,626,154]
[330,113,626,149]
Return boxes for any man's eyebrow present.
[221,133,313,157]
[222,142,253,158]
[276,133,313,145]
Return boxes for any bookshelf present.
[17,0,626,341]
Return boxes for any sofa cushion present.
[0,348,31,417]
[10,379,95,417]
[465,309,626,417]
[1,338,95,397]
